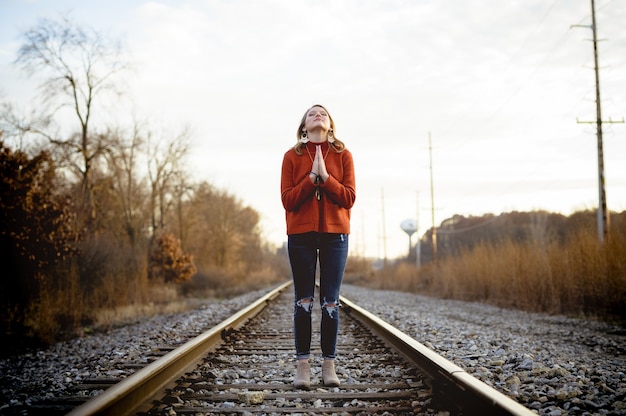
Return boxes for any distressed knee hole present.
[296,297,314,313]
[322,300,340,317]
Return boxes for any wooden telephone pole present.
[575,0,623,242]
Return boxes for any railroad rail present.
[64,281,534,415]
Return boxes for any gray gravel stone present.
[342,284,626,416]
[0,284,624,416]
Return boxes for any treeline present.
[0,15,287,354]
[365,210,626,323]
[418,210,626,263]
[0,139,287,353]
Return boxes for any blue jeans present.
[288,232,349,360]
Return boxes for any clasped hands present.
[309,145,329,184]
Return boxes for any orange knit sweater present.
[281,141,356,235]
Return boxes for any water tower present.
[400,219,417,258]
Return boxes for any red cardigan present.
[281,141,356,235]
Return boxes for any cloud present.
[1,0,625,258]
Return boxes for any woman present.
[280,104,356,389]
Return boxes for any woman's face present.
[303,106,331,133]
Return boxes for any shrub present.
[149,233,196,284]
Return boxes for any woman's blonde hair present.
[294,104,346,155]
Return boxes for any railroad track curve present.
[64,281,534,415]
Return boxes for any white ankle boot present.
[322,359,340,387]
[294,360,310,389]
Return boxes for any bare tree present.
[14,15,129,226]
[0,100,54,153]
[184,183,263,270]
[171,171,194,247]
[104,122,148,248]
[146,125,192,238]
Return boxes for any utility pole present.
[429,132,437,263]
[381,188,388,267]
[574,0,624,242]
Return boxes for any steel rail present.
[340,294,536,416]
[66,280,292,416]
[67,279,533,415]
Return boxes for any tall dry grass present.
[22,264,84,345]
[375,229,626,322]
[4,237,288,355]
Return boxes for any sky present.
[1,0,625,260]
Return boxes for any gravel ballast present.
[343,285,626,415]
[1,283,625,415]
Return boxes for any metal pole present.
[590,0,609,242]
[429,132,437,263]
[381,188,387,266]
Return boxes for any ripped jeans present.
[288,232,349,360]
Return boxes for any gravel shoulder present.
[343,284,626,415]
[1,283,625,415]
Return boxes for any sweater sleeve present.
[281,150,316,212]
[320,150,356,210]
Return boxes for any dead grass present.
[92,300,210,331]
[373,230,626,322]
[13,217,623,353]
[14,261,284,350]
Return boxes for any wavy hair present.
[294,104,346,155]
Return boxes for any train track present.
[61,281,534,415]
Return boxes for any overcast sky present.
[1,0,625,259]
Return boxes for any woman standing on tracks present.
[280,104,356,389]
